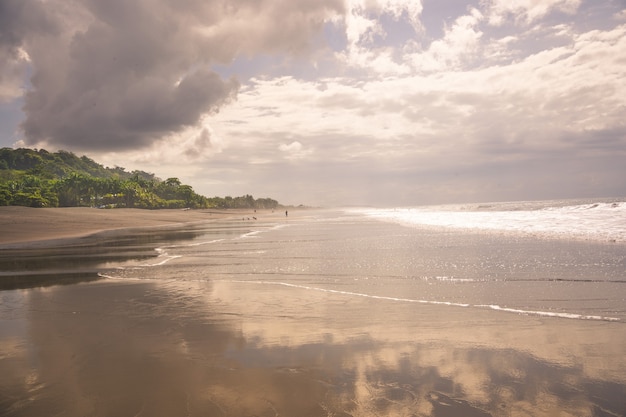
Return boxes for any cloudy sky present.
[1,0,625,206]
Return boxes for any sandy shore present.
[0,206,252,246]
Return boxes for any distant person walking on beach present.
[285,210,288,217]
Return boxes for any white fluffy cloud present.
[204,2,626,205]
[485,0,581,26]
[2,0,625,205]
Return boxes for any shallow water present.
[1,209,625,416]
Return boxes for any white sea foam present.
[431,276,475,283]
[139,254,182,267]
[241,231,262,238]
[229,280,621,322]
[99,226,282,277]
[234,280,471,308]
[476,304,621,322]
[352,199,626,242]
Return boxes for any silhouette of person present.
[285,210,288,217]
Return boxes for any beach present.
[1,205,625,416]
[0,206,254,246]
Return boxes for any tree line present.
[0,148,280,210]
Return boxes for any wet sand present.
[2,277,625,417]
[0,206,254,247]
[1,209,625,416]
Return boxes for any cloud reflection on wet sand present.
[1,278,624,417]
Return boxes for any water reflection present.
[1,279,624,417]
[0,223,247,290]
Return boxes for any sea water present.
[100,198,626,322]
[352,198,626,243]
[2,198,625,416]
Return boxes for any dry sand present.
[0,206,247,246]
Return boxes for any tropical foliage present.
[0,148,280,210]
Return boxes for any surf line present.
[474,304,621,322]
[134,237,230,268]
[229,280,470,308]
[229,280,621,322]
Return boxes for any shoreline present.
[2,205,625,416]
[0,206,265,248]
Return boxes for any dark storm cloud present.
[10,0,344,151]
[0,0,54,101]
[183,127,215,158]
[0,0,55,52]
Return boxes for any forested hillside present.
[0,148,279,209]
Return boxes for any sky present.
[1,0,625,207]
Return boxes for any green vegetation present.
[0,148,280,210]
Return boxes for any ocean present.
[354,198,626,243]
[1,198,625,416]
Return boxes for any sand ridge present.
[0,206,253,246]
